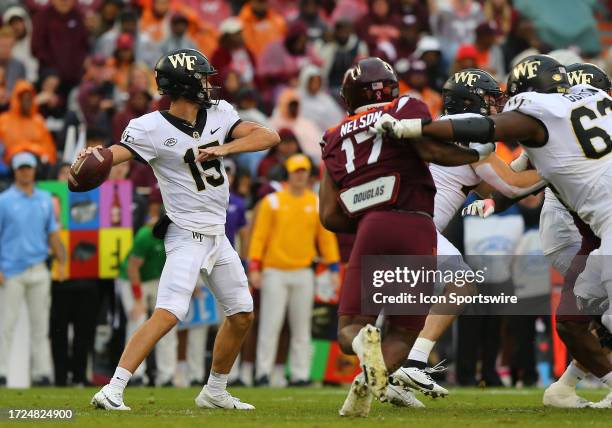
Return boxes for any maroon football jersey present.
[321,96,436,216]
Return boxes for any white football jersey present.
[430,113,481,231]
[119,100,241,234]
[503,84,612,212]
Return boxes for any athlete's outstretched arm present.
[197,121,280,161]
[411,138,482,166]
[472,153,544,198]
[319,169,357,233]
[74,144,134,166]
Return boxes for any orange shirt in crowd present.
[400,82,443,118]
[238,3,287,59]
[0,80,56,164]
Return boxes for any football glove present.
[461,199,495,218]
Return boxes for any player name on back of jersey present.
[340,110,383,137]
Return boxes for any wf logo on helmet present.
[168,53,197,70]
[454,71,480,87]
[568,70,594,86]
[513,60,541,79]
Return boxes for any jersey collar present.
[160,108,208,139]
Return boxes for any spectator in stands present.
[235,86,271,175]
[112,86,151,144]
[238,0,287,60]
[182,0,232,25]
[110,33,139,92]
[483,0,516,39]
[399,59,443,118]
[31,0,89,96]
[451,43,479,74]
[35,69,65,143]
[0,80,56,165]
[270,89,323,163]
[502,16,544,72]
[297,65,344,131]
[139,0,172,44]
[3,6,38,82]
[398,0,430,33]
[211,17,257,87]
[159,12,198,55]
[257,128,301,180]
[0,25,25,93]
[356,0,402,55]
[376,14,420,65]
[0,152,66,387]
[430,0,485,63]
[314,19,368,96]
[257,20,321,103]
[474,21,505,79]
[96,8,160,69]
[294,0,328,42]
[97,0,122,36]
[225,159,249,258]
[413,35,447,93]
[249,154,340,386]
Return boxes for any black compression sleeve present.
[449,116,495,143]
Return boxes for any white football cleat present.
[353,324,388,400]
[392,363,448,398]
[589,390,612,408]
[385,382,425,408]
[339,373,372,417]
[195,385,255,410]
[91,385,131,411]
[542,382,592,408]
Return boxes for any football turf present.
[0,387,610,428]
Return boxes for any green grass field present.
[0,387,610,428]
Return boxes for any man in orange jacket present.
[0,80,56,165]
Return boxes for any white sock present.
[108,367,132,395]
[407,338,436,364]
[558,362,586,388]
[240,362,253,385]
[206,371,228,396]
[600,371,612,389]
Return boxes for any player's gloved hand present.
[461,199,495,218]
[509,150,530,172]
[468,142,496,161]
[373,113,428,139]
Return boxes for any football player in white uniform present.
[88,49,279,411]
[377,55,612,405]
[462,62,612,408]
[381,70,542,399]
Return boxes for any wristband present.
[328,263,340,273]
[248,260,262,272]
[131,282,142,300]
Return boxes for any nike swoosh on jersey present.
[211,127,221,134]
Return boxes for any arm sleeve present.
[317,220,340,264]
[119,119,157,162]
[248,196,273,261]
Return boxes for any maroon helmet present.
[341,57,400,114]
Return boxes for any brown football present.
[68,147,113,192]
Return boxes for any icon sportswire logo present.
[168,52,197,70]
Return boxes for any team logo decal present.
[513,60,541,79]
[164,138,178,147]
[454,71,481,87]
[121,129,134,144]
[168,52,197,70]
[568,70,594,86]
[193,131,200,140]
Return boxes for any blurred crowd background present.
[0,0,611,390]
